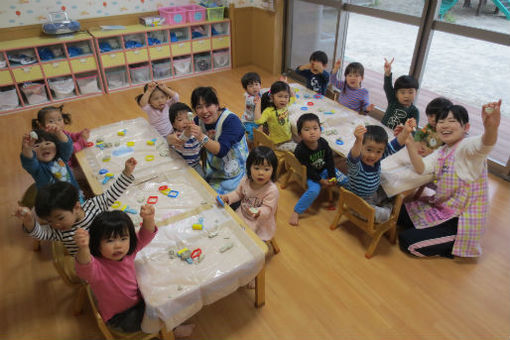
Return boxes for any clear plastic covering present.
[81,118,265,331]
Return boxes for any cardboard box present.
[139,16,166,27]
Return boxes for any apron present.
[405,142,489,257]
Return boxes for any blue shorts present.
[243,122,259,141]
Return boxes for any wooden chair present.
[51,241,87,315]
[329,187,404,258]
[252,129,286,179]
[280,151,335,210]
[85,285,175,340]
[268,208,280,255]
[20,183,41,251]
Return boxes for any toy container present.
[159,6,188,26]
[183,5,207,23]
[129,63,151,84]
[213,50,230,68]
[76,74,100,94]
[21,83,49,105]
[173,56,192,76]
[0,87,19,110]
[48,77,76,99]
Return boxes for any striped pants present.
[398,207,458,258]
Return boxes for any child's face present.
[43,110,65,129]
[436,111,470,146]
[361,140,386,167]
[33,139,57,162]
[149,89,168,111]
[250,160,273,186]
[99,232,130,261]
[426,114,437,128]
[45,207,80,230]
[272,91,290,110]
[310,60,325,73]
[396,88,417,107]
[195,98,220,125]
[173,111,190,132]
[246,82,261,97]
[345,72,363,89]
[299,120,321,144]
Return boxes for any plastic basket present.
[0,88,19,110]
[22,83,48,105]
[152,60,172,79]
[213,50,230,68]
[184,5,206,23]
[129,64,151,84]
[105,69,128,89]
[49,77,75,99]
[207,7,224,21]
[76,75,100,94]
[194,53,211,72]
[173,56,192,76]
[159,7,188,26]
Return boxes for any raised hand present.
[147,81,158,92]
[140,204,155,220]
[123,157,137,176]
[74,228,90,249]
[384,57,394,76]
[81,128,90,142]
[482,99,502,130]
[332,60,341,74]
[279,75,288,83]
[354,124,367,141]
[45,123,61,134]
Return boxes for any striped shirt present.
[172,133,205,166]
[330,73,370,113]
[26,172,134,256]
[346,138,402,199]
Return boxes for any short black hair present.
[33,129,61,162]
[297,113,320,134]
[169,102,193,124]
[241,72,261,90]
[437,104,469,126]
[35,181,79,218]
[394,75,419,92]
[309,50,328,65]
[135,83,168,105]
[191,86,219,110]
[363,125,388,145]
[32,105,71,130]
[426,97,453,118]
[246,146,278,182]
[88,211,137,258]
[260,81,291,113]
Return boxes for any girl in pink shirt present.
[220,146,280,250]
[135,81,179,138]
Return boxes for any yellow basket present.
[207,7,224,21]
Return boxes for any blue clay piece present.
[112,146,134,157]
[99,168,108,175]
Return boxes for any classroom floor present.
[1,65,509,340]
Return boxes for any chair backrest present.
[51,241,83,287]
[253,129,276,149]
[338,187,376,232]
[282,151,307,190]
[20,183,37,209]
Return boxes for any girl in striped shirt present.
[330,60,374,114]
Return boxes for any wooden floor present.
[1,65,509,340]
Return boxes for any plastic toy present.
[216,195,225,207]
[187,111,194,121]
[42,12,81,35]
[307,101,314,106]
[177,248,190,256]
[248,207,259,215]
[86,142,94,147]
[219,242,234,253]
[296,94,300,99]
[146,138,157,145]
[125,208,138,214]
[102,173,114,184]
[29,131,38,140]
[112,146,133,156]
[147,196,158,204]
[192,223,203,230]
[190,248,202,259]
[313,94,323,99]
[98,168,108,175]
[324,111,333,115]
[117,129,127,136]
[485,107,494,114]
[102,155,111,162]
[96,142,105,150]
[145,155,155,161]
[329,177,337,183]
[335,138,344,146]
[301,107,308,111]
[111,201,121,209]
[126,141,135,147]
[304,94,310,99]
[168,190,179,198]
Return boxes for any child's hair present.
[135,83,168,105]
[425,97,453,119]
[394,75,419,92]
[35,181,79,218]
[88,211,137,258]
[297,113,320,134]
[169,102,193,125]
[246,146,278,182]
[363,125,389,145]
[191,86,219,110]
[437,104,469,126]
[32,105,71,130]
[261,81,291,113]
[241,72,261,90]
[309,50,328,65]
[343,62,365,93]
[32,129,61,162]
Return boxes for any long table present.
[75,117,267,333]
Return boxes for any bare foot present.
[174,324,195,338]
[289,212,299,226]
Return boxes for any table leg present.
[255,267,266,308]
[159,323,175,340]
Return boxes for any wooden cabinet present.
[0,32,104,114]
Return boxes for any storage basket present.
[105,69,128,89]
[207,7,225,21]
[184,5,206,23]
[173,56,192,76]
[76,75,100,94]
[194,53,211,72]
[49,77,75,99]
[159,7,188,25]
[22,83,48,105]
[0,88,19,110]
[213,50,230,68]
[129,64,151,84]
[152,60,172,79]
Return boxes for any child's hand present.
[354,125,367,141]
[74,228,89,249]
[393,124,404,137]
[167,133,184,147]
[147,81,158,92]
[319,178,334,187]
[123,157,137,176]
[384,57,394,76]
[158,82,169,91]
[246,206,260,218]
[366,104,375,112]
[13,203,32,221]
[314,62,324,74]
[332,60,341,74]
[218,194,229,205]
[482,99,502,130]
[81,128,90,142]
[22,133,35,149]
[45,123,61,134]
[279,75,288,83]
[140,204,155,220]
[254,95,261,105]
[189,124,204,140]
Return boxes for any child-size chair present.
[20,183,41,251]
[85,284,175,340]
[280,151,335,210]
[252,129,286,179]
[329,187,404,258]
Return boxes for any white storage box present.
[106,69,128,89]
[152,60,172,79]
[213,50,230,68]
[129,64,150,84]
[49,77,76,99]
[22,83,48,105]
[173,57,191,76]
[194,53,211,72]
[0,88,19,110]
[76,75,100,94]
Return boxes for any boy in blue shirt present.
[295,51,329,95]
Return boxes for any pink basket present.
[183,5,206,23]
[158,7,188,25]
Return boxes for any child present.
[289,113,348,226]
[330,60,375,114]
[295,50,330,95]
[240,72,262,144]
[414,97,452,156]
[14,158,136,256]
[73,206,156,332]
[255,81,297,152]
[399,101,501,258]
[169,102,206,177]
[381,58,420,129]
[32,105,90,167]
[20,125,79,190]
[135,81,179,138]
[220,146,280,248]
[346,120,415,223]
